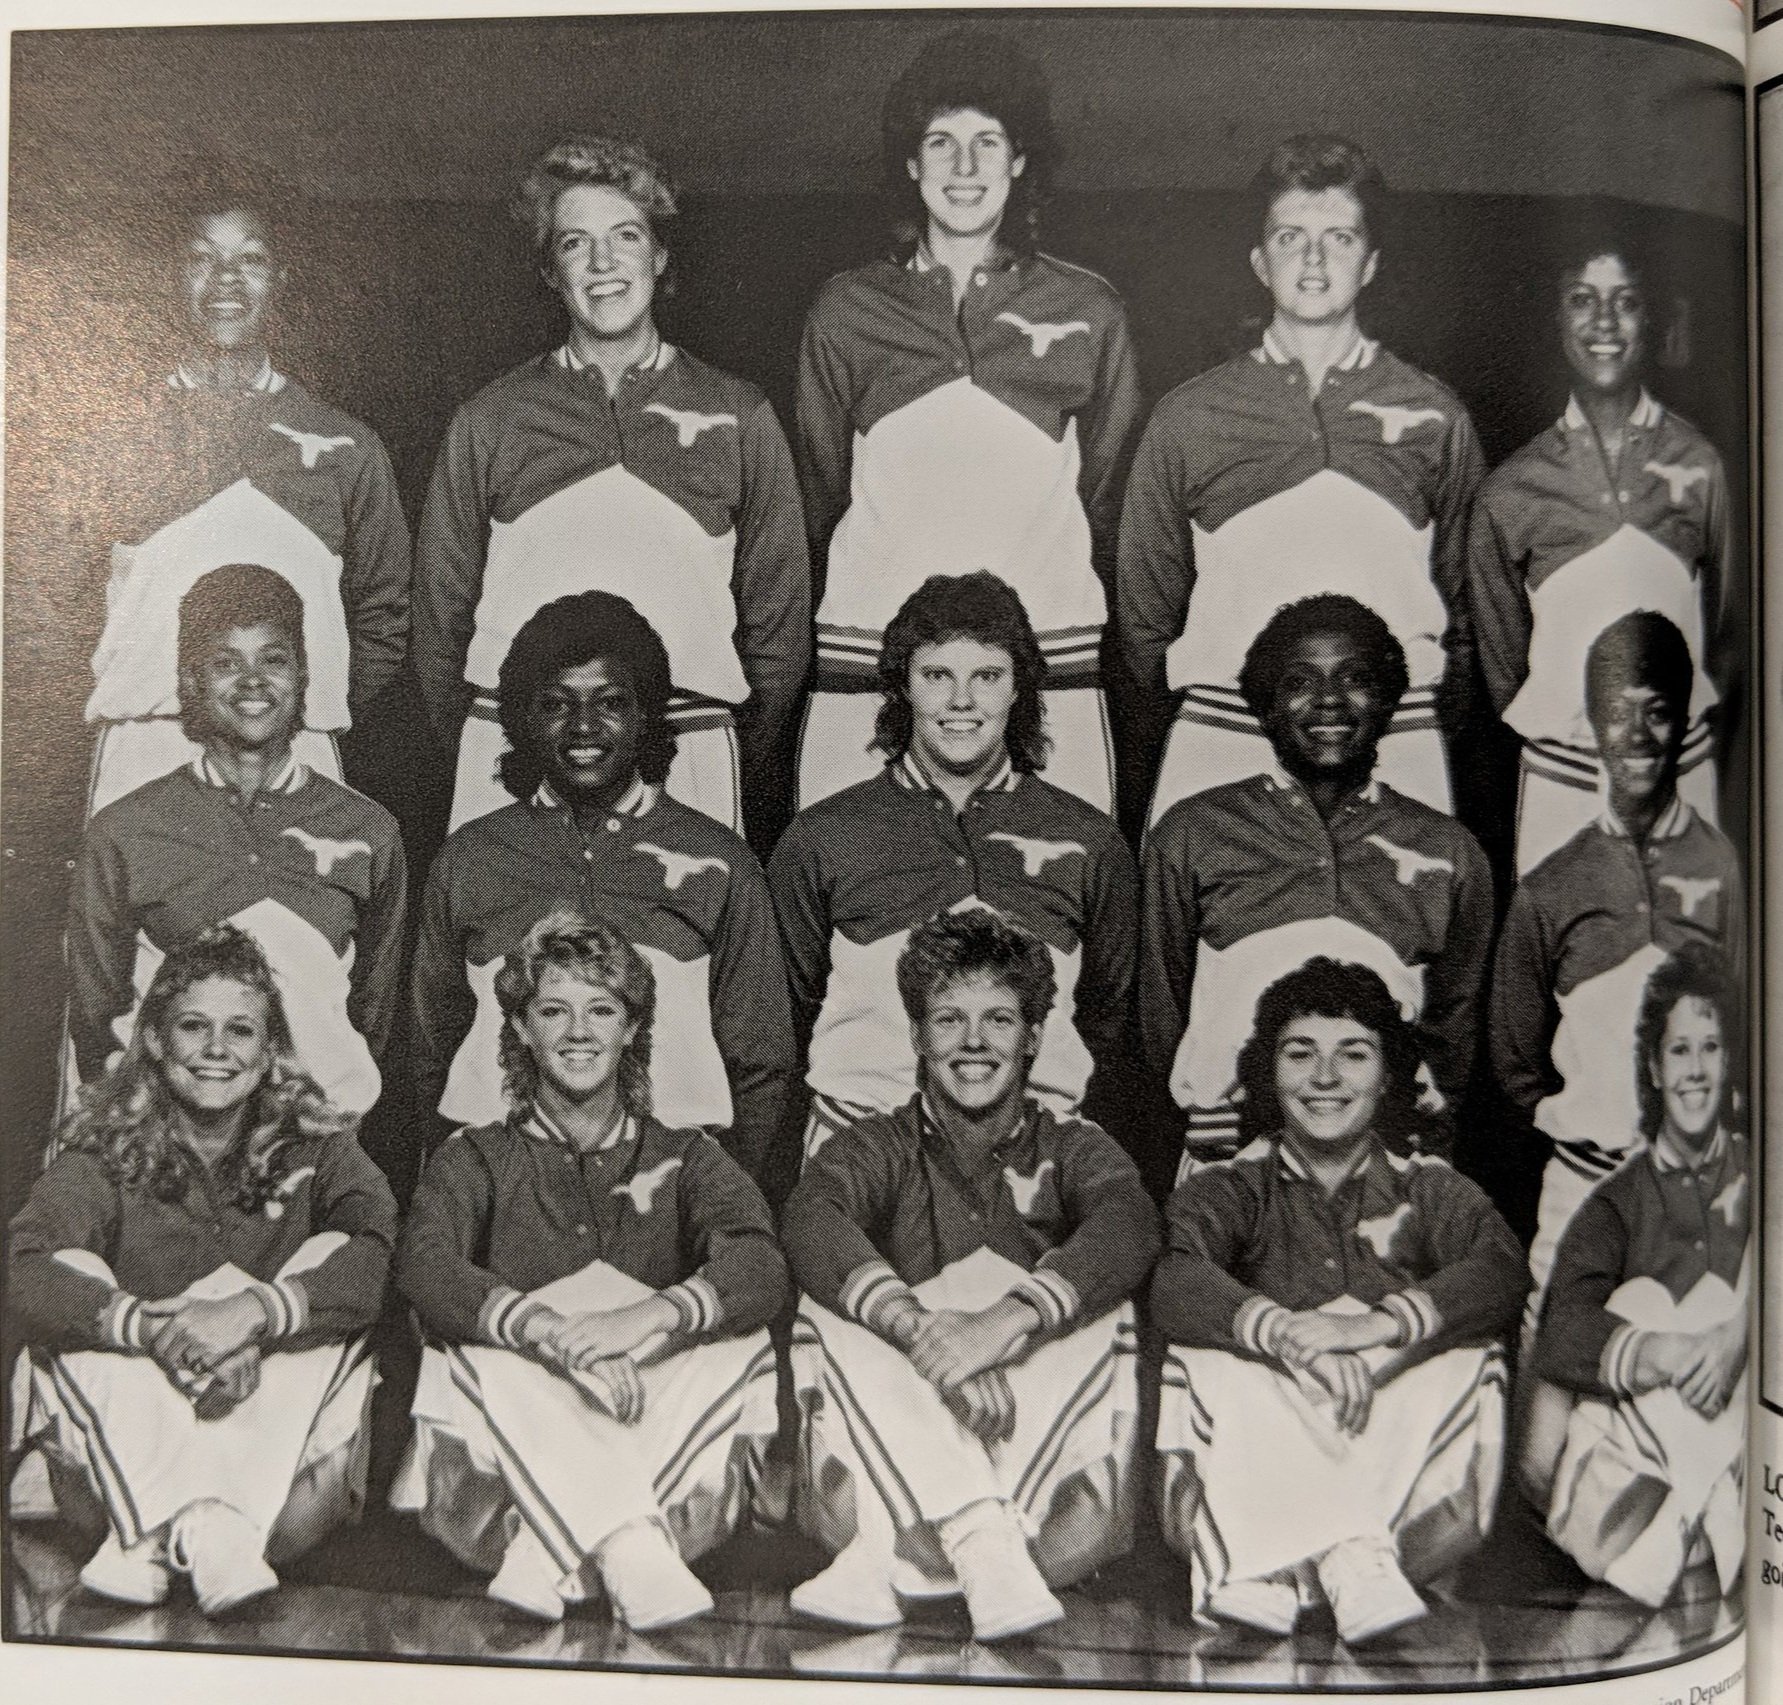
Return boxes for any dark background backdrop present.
[1,9,1748,1221]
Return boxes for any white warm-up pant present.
[390,1259,777,1593]
[1146,696,1450,834]
[1514,738,1717,878]
[791,1247,1140,1594]
[1517,1150,1625,1503]
[7,1236,375,1565]
[86,716,343,820]
[1157,1332,1506,1615]
[796,687,1115,818]
[450,695,742,835]
[1542,1273,1746,1608]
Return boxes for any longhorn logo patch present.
[264,1165,317,1221]
[1348,400,1444,445]
[1355,1201,1414,1261]
[1659,875,1720,921]
[1003,1159,1056,1217]
[986,832,1085,878]
[635,843,728,890]
[282,826,372,876]
[1364,835,1454,886]
[612,1157,682,1213]
[644,404,737,447]
[996,311,1091,358]
[1710,1174,1745,1228]
[269,423,355,468]
[1644,460,1710,505]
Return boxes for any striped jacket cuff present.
[840,1260,919,1333]
[1235,1296,1289,1358]
[1600,1324,1649,1398]
[1379,1289,1440,1347]
[101,1292,149,1352]
[247,1278,310,1340]
[662,1276,723,1337]
[479,1287,547,1351]
[1012,1265,1080,1335]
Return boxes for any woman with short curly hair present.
[1153,958,1525,1645]
[8,925,396,1618]
[413,131,810,848]
[1531,944,1748,1607]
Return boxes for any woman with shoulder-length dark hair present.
[1151,957,1526,1645]
[7,924,396,1617]
[794,27,1142,817]
[392,909,787,1630]
[1531,945,1748,1607]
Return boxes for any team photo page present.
[0,6,1753,1695]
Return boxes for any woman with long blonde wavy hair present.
[8,924,397,1617]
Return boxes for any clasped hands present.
[1631,1319,1747,1419]
[138,1290,272,1418]
[883,1295,1042,1445]
[517,1295,678,1426]
[1267,1307,1401,1438]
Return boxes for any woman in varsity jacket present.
[1530,945,1748,1608]
[1467,222,1733,877]
[781,908,1159,1645]
[412,135,810,850]
[8,925,396,1618]
[82,198,411,819]
[793,28,1142,817]
[1152,957,1526,1647]
[392,909,787,1631]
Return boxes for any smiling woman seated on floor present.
[8,924,396,1617]
[1152,957,1527,1645]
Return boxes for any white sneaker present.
[487,1523,567,1622]
[596,1521,714,1632]
[79,1533,171,1606]
[168,1500,279,1617]
[790,1536,903,1630]
[941,1503,1064,1643]
[1317,1536,1426,1645]
[1205,1574,1300,1636]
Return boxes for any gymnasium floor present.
[7,1486,1742,1692]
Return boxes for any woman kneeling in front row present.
[392,909,786,1628]
[8,925,396,1616]
[1154,958,1527,1645]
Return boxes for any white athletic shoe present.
[596,1521,714,1632]
[789,1537,904,1629]
[168,1500,279,1617]
[487,1524,567,1622]
[1317,1536,1426,1645]
[942,1504,1064,1643]
[79,1533,171,1606]
[1205,1574,1301,1636]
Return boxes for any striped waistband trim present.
[1522,727,1714,793]
[1174,684,1439,738]
[816,622,1102,690]
[1550,1136,1639,1180]
[468,691,736,732]
[1181,1106,1244,1166]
